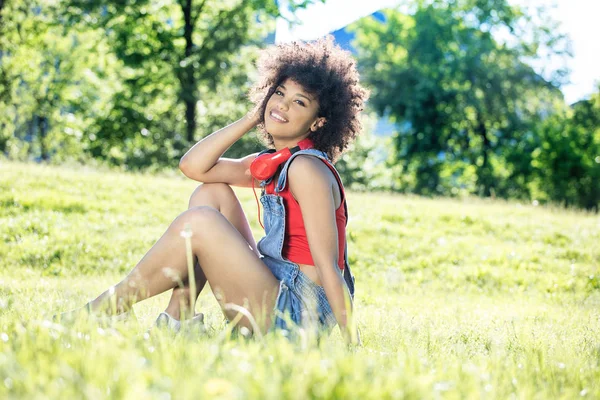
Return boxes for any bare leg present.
[87,205,278,331]
[163,266,206,320]
[164,183,259,319]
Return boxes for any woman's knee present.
[177,206,223,238]
[188,183,235,209]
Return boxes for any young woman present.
[59,37,368,342]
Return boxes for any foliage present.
[335,112,393,192]
[0,0,113,162]
[351,0,570,198]
[1,161,599,398]
[1,0,597,211]
[1,0,322,169]
[54,0,321,168]
[531,89,600,210]
[55,0,265,167]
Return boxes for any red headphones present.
[250,138,314,181]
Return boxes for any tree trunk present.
[27,117,36,146]
[181,0,197,143]
[476,116,493,197]
[38,115,49,161]
[0,0,5,27]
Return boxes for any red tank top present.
[265,158,346,270]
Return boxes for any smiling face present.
[263,78,326,149]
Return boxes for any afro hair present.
[249,36,369,162]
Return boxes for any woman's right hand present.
[246,107,262,127]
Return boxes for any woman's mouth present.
[269,110,288,123]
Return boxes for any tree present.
[0,0,10,152]
[335,112,394,192]
[531,88,600,211]
[351,0,569,197]
[0,0,111,161]
[57,0,320,167]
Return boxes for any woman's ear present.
[310,117,327,132]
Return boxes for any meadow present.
[1,160,599,399]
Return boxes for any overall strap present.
[274,148,329,193]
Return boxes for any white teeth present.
[271,111,287,122]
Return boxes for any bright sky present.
[276,0,600,104]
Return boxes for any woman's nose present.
[276,98,289,111]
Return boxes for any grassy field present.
[1,160,599,399]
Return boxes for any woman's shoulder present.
[287,154,337,193]
[288,154,332,178]
[287,154,344,209]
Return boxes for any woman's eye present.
[295,100,306,107]
[275,90,284,96]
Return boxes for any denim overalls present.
[256,148,356,335]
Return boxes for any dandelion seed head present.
[180,230,193,239]
[240,326,251,337]
[4,377,13,389]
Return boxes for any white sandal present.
[154,312,204,333]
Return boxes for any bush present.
[531,94,600,211]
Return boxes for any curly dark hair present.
[249,36,369,162]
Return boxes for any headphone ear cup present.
[250,154,278,181]
[250,148,293,181]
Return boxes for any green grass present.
[1,160,599,399]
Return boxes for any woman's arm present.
[178,114,259,187]
[288,156,358,344]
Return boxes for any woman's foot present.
[154,311,205,333]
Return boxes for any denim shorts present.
[261,255,337,335]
